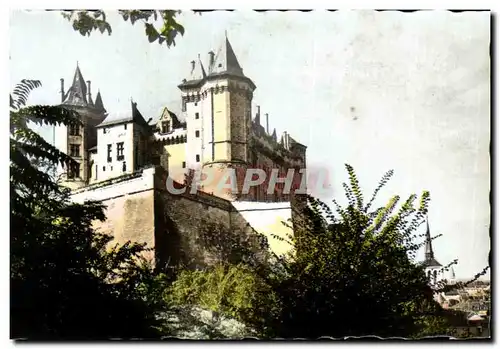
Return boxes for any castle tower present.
[55,64,107,190]
[178,35,256,200]
[422,218,443,286]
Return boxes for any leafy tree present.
[255,164,489,339]
[60,10,195,46]
[10,80,166,339]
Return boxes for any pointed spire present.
[62,63,88,106]
[423,217,442,267]
[424,216,434,260]
[64,65,86,104]
[271,128,277,141]
[94,90,106,113]
[209,36,244,77]
[189,54,207,81]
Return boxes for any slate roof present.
[97,101,149,128]
[62,65,89,107]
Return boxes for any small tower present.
[422,217,443,286]
[55,64,107,190]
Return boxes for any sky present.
[9,10,490,280]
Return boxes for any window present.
[103,128,108,134]
[95,165,98,180]
[117,142,124,161]
[194,102,198,106]
[107,144,112,162]
[195,130,200,138]
[161,121,170,134]
[124,124,127,130]
[70,144,80,157]
[122,162,127,172]
[196,154,200,162]
[103,166,106,172]
[182,161,186,168]
[195,112,199,119]
[69,123,80,136]
[218,63,222,68]
[68,162,80,179]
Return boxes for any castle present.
[54,36,307,267]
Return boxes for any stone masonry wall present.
[70,166,296,270]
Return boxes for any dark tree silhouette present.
[10,80,167,339]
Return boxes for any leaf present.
[145,23,159,43]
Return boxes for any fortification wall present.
[231,201,295,257]
[70,166,300,269]
[71,168,157,260]
[155,187,234,268]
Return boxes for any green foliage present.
[61,10,196,47]
[10,80,165,339]
[167,263,278,331]
[254,164,487,339]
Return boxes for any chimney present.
[255,105,261,124]
[86,80,92,101]
[208,51,215,68]
[265,113,269,134]
[60,78,65,102]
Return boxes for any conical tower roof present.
[62,63,88,107]
[208,36,244,77]
[189,55,207,81]
[94,90,106,113]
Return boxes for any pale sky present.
[9,10,490,280]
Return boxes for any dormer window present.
[161,121,171,134]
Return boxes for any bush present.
[167,263,279,335]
